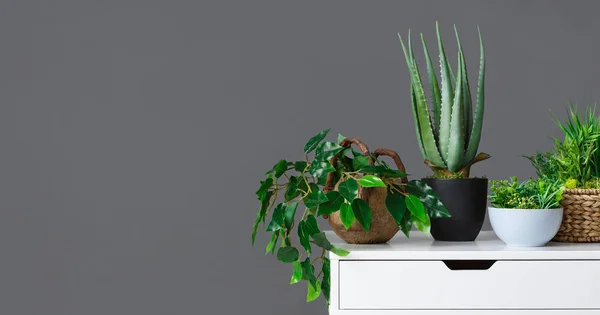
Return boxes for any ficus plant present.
[252,129,450,304]
[398,22,489,178]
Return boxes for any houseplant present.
[398,23,489,241]
[251,129,450,304]
[488,176,564,247]
[548,105,600,242]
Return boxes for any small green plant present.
[524,152,560,180]
[582,178,600,189]
[398,22,489,178]
[252,129,450,304]
[489,177,564,209]
[552,104,600,187]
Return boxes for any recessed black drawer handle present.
[442,260,497,270]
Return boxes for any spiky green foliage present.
[398,23,488,178]
[553,104,600,186]
[489,177,564,209]
[524,152,560,180]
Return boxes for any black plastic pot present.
[422,178,488,241]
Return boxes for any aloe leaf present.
[399,33,426,159]
[454,25,473,146]
[446,55,464,173]
[404,32,427,159]
[465,26,485,163]
[436,22,454,163]
[421,33,442,140]
[398,33,446,167]
[410,84,426,158]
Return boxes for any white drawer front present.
[339,260,600,310]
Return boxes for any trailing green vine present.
[252,129,450,304]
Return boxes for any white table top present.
[326,230,600,260]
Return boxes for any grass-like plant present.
[524,151,560,180]
[552,104,600,187]
[489,177,564,209]
[398,22,489,178]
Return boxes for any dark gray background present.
[0,0,598,314]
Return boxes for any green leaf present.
[290,261,303,284]
[351,198,372,231]
[294,161,308,173]
[465,26,485,164]
[266,203,286,232]
[338,151,354,171]
[273,159,288,178]
[338,178,359,202]
[358,175,386,188]
[337,133,346,144]
[252,189,273,244]
[421,33,443,138]
[331,246,350,256]
[298,222,311,254]
[311,232,333,250]
[405,180,451,218]
[446,54,465,173]
[256,177,273,201]
[399,210,412,238]
[339,203,354,230]
[304,128,331,154]
[317,174,328,186]
[308,160,335,179]
[307,280,322,302]
[265,231,279,254]
[297,177,309,194]
[301,258,317,289]
[284,201,298,229]
[412,214,431,235]
[436,21,455,163]
[351,148,363,157]
[398,31,446,167]
[251,216,261,245]
[322,257,331,304]
[258,191,273,223]
[276,246,299,263]
[304,184,329,208]
[405,195,427,223]
[318,191,344,216]
[454,26,473,145]
[303,214,321,236]
[358,165,389,173]
[284,236,291,247]
[315,141,344,161]
[385,190,406,225]
[352,156,370,170]
[360,165,407,178]
[284,176,299,202]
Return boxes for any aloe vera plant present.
[398,23,489,178]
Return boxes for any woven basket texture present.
[554,188,600,243]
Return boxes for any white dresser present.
[327,231,600,314]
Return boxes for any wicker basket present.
[554,188,600,242]
[323,138,407,244]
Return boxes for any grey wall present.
[1,0,599,314]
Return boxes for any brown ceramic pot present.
[324,138,407,244]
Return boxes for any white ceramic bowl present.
[488,207,563,247]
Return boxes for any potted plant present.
[488,176,564,247]
[251,129,450,304]
[543,105,600,242]
[398,23,489,241]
